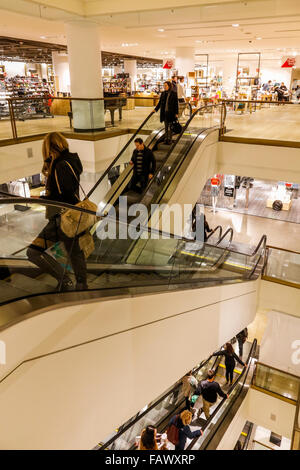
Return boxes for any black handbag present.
[171,119,182,135]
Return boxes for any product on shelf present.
[0,75,54,120]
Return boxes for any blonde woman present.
[27,132,87,291]
[169,410,202,450]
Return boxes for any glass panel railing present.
[263,247,300,287]
[0,197,266,312]
[222,100,300,144]
[253,362,300,402]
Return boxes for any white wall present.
[217,141,300,182]
[217,388,296,449]
[259,310,300,376]
[0,280,258,449]
[260,65,292,87]
[259,281,300,318]
[1,61,26,78]
[0,134,133,185]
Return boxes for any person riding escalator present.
[155,81,179,145]
[27,132,87,291]
[129,138,156,193]
[213,343,245,386]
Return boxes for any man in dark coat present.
[155,81,179,144]
[129,138,156,193]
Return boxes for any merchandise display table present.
[134,93,159,107]
[266,199,292,211]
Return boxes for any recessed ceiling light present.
[158,28,165,32]
[195,40,202,43]
[256,37,262,40]
[40,36,46,39]
[232,24,239,28]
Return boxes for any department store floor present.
[0,102,300,143]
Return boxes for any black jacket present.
[197,380,227,404]
[213,350,245,369]
[169,415,201,450]
[45,149,83,205]
[131,146,156,178]
[155,90,179,123]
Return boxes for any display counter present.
[134,92,159,107]
[50,99,71,116]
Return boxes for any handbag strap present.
[55,160,86,201]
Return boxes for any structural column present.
[222,56,237,96]
[124,59,137,93]
[65,20,105,132]
[175,47,195,77]
[52,52,70,94]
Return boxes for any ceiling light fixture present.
[232,24,239,28]
[256,37,262,40]
[158,29,165,32]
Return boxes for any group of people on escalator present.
[136,333,248,451]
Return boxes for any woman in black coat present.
[27,132,87,291]
[213,343,245,386]
[155,81,179,145]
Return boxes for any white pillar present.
[176,47,195,77]
[124,59,137,93]
[65,20,105,132]
[52,52,70,94]
[222,56,237,97]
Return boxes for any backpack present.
[167,416,180,445]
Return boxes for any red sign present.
[211,177,220,186]
[163,59,174,70]
[281,57,296,68]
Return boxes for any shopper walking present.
[155,81,179,145]
[168,410,202,451]
[129,138,156,193]
[213,343,245,386]
[191,205,213,241]
[27,132,88,291]
[236,328,248,358]
[171,75,178,93]
[177,77,186,103]
[197,370,228,420]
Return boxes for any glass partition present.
[222,100,300,144]
[253,363,300,402]
[263,247,300,287]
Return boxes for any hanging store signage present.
[210,177,220,186]
[224,174,235,198]
[163,59,174,69]
[281,57,296,68]
[224,187,234,197]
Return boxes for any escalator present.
[0,196,266,323]
[96,340,257,450]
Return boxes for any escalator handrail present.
[187,339,258,450]
[140,104,223,209]
[0,197,267,262]
[206,225,223,241]
[97,354,214,450]
[86,110,156,198]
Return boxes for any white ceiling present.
[1,0,300,62]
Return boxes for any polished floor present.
[225,103,300,141]
[199,179,300,224]
[0,102,299,143]
[205,208,300,252]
